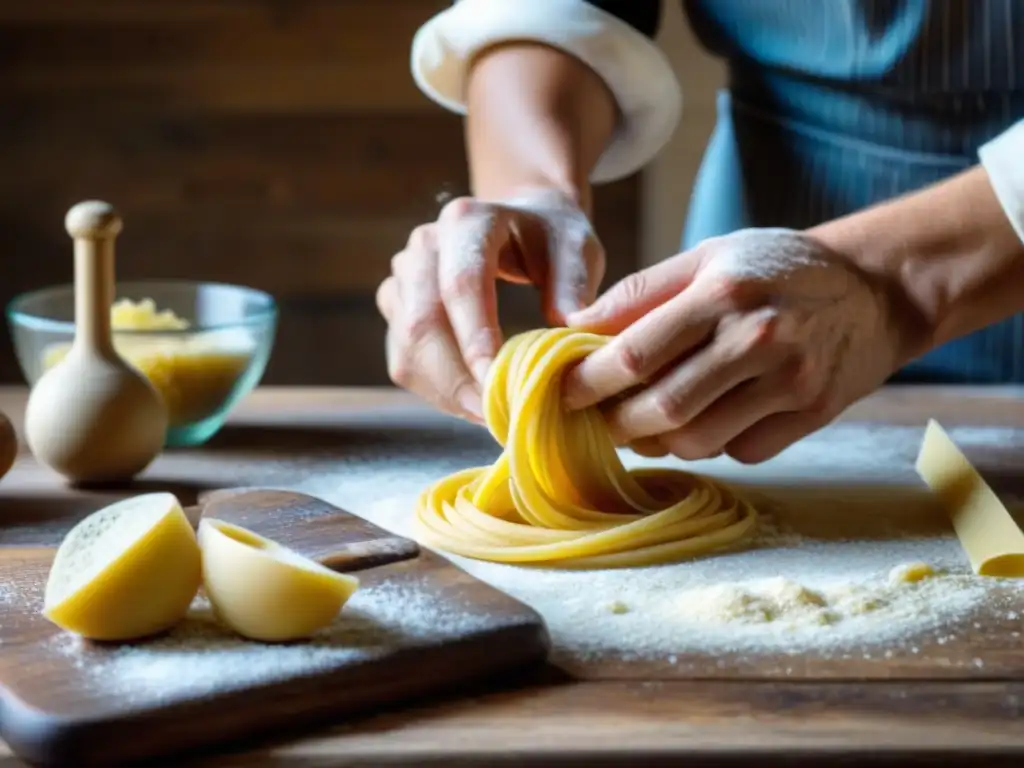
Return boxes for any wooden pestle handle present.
[65,201,122,357]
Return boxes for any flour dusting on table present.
[0,584,11,643]
[299,421,1024,666]
[356,499,1022,666]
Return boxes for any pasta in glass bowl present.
[8,280,277,447]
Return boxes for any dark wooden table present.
[1,385,1023,766]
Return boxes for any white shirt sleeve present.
[978,119,1024,246]
[410,0,682,184]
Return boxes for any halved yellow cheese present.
[43,493,202,640]
[197,518,360,642]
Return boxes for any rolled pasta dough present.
[414,328,758,568]
[915,419,1024,577]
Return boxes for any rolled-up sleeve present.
[978,120,1024,246]
[410,0,682,183]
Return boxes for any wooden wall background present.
[0,1,642,386]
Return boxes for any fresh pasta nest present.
[414,328,758,568]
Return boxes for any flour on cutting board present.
[45,577,494,705]
[298,422,1024,665]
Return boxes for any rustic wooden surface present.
[0,0,642,387]
[0,385,1023,765]
[0,486,548,767]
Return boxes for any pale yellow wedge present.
[197,518,359,642]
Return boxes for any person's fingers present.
[604,350,770,445]
[656,370,796,461]
[435,198,505,385]
[389,244,485,423]
[566,251,702,334]
[386,318,484,425]
[628,436,670,458]
[562,286,723,411]
[724,401,838,464]
[375,274,399,322]
[411,325,485,423]
[601,308,783,443]
[542,218,606,324]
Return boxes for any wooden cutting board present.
[0,490,550,767]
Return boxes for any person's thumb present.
[567,252,700,334]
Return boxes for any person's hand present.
[376,188,605,423]
[562,228,921,463]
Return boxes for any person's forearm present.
[464,42,617,216]
[809,165,1024,358]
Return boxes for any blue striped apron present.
[679,0,1024,383]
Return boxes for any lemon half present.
[197,518,360,642]
[43,493,202,640]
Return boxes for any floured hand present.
[376,189,604,423]
[563,228,919,463]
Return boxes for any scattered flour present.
[0,583,10,642]
[592,570,995,654]
[321,421,1024,667]
[0,581,16,635]
[676,577,833,626]
[43,577,496,706]
[341,502,1023,668]
[401,541,1012,667]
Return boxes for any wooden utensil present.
[0,490,549,767]
[196,487,422,570]
[24,201,167,485]
[0,410,17,484]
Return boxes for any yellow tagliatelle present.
[413,328,758,568]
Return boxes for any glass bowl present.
[7,280,277,447]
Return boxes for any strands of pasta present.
[414,328,758,568]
